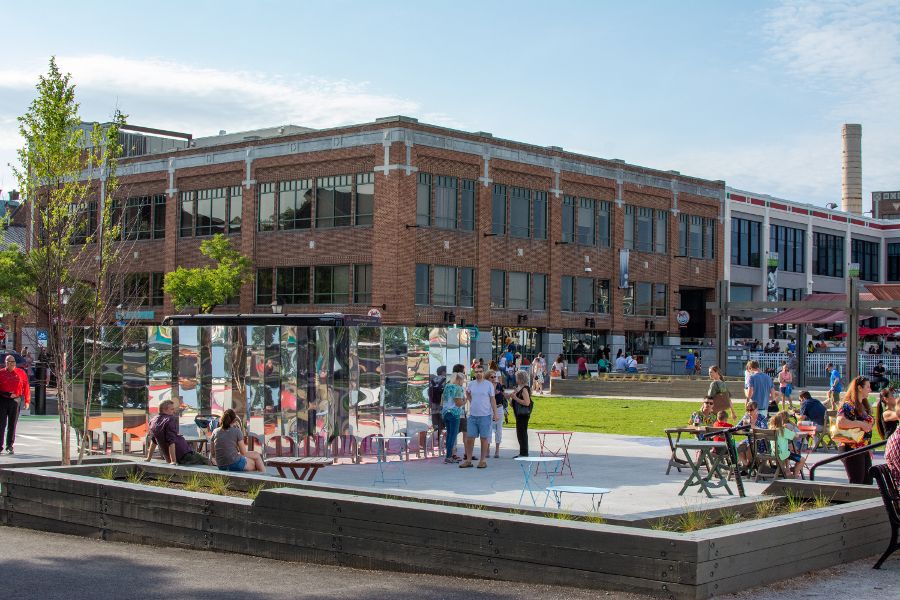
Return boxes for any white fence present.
[749,352,900,380]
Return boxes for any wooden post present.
[796,323,807,388]
[716,279,729,374]
[847,275,860,381]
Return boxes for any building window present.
[562,196,576,243]
[276,266,310,304]
[179,188,239,237]
[434,176,458,230]
[179,191,195,237]
[314,265,350,304]
[460,179,476,231]
[889,244,900,282]
[654,210,667,254]
[228,187,241,234]
[355,173,374,226]
[433,265,458,306]
[851,239,879,282]
[279,179,313,230]
[624,205,635,250]
[124,273,150,306]
[689,216,703,259]
[416,173,431,227]
[623,206,667,254]
[533,191,547,240]
[150,272,165,306]
[490,269,506,308]
[509,187,531,238]
[316,175,352,229]
[597,201,610,248]
[70,201,98,244]
[778,288,803,301]
[703,217,715,259]
[257,183,276,232]
[577,198,595,245]
[625,282,667,316]
[123,196,153,240]
[561,276,607,313]
[575,277,594,312]
[415,264,430,305]
[731,217,761,267]
[507,271,529,309]
[491,184,506,235]
[531,273,546,311]
[635,207,653,252]
[597,279,610,313]
[256,268,273,305]
[354,264,372,304]
[814,232,844,278]
[678,214,688,256]
[770,224,805,273]
[460,267,474,307]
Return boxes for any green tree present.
[0,248,34,315]
[12,56,128,464]
[164,234,252,313]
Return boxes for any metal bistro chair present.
[331,434,359,463]
[870,464,900,569]
[265,435,298,458]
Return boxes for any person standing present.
[827,363,843,409]
[744,361,776,418]
[552,354,566,379]
[615,352,628,372]
[685,350,696,376]
[834,376,875,484]
[488,369,507,457]
[707,366,736,420]
[460,366,498,469]
[510,370,533,457]
[777,362,794,410]
[428,366,447,434]
[531,352,546,394]
[0,354,30,454]
[451,363,469,460]
[440,372,465,463]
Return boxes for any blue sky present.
[2,0,899,209]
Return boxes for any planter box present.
[0,464,888,600]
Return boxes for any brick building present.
[23,116,726,362]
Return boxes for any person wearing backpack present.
[429,366,447,432]
[509,370,533,457]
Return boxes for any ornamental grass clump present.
[202,474,230,496]
[183,473,203,492]
[97,465,116,480]
[124,469,145,485]
[718,509,742,525]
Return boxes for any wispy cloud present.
[0,55,466,193]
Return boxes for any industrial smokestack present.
[842,124,862,215]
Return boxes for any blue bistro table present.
[515,456,563,506]
[374,435,410,485]
[546,485,611,511]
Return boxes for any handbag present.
[709,381,731,412]
[830,425,865,445]
[513,387,533,417]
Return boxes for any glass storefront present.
[491,327,543,362]
[561,329,608,363]
[68,325,469,455]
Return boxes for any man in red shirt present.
[0,354,30,454]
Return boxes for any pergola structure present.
[710,277,900,386]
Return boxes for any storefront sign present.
[676,311,690,327]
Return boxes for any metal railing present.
[750,352,900,380]
[808,439,887,481]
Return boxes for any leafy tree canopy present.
[163,234,252,313]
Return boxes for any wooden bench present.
[870,464,900,569]
[266,456,333,480]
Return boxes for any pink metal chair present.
[331,434,359,463]
[265,435,298,458]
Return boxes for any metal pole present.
[796,323,807,388]
[716,279,729,372]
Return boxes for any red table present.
[536,431,574,477]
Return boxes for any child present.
[770,411,806,478]
[712,410,732,442]
[778,362,794,410]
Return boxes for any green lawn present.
[523,397,700,438]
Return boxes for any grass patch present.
[784,490,808,513]
[718,509,742,525]
[673,506,712,532]
[524,397,698,437]
[124,469,145,485]
[754,499,780,519]
[246,482,267,500]
[202,474,230,496]
[97,465,117,480]
[812,491,833,509]
[183,473,203,492]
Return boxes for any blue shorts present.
[781,385,792,396]
[219,456,247,472]
[467,415,492,439]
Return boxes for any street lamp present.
[270,300,283,315]
[60,287,74,306]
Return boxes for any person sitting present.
[689,397,717,427]
[770,411,806,478]
[872,361,888,391]
[145,400,208,465]
[893,345,900,356]
[737,401,769,467]
[597,356,610,373]
[711,410,733,442]
[797,390,827,432]
[210,409,266,472]
[625,355,638,373]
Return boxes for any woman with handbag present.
[835,376,875,484]
[509,370,533,457]
[707,366,736,420]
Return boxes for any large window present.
[577,198,595,245]
[124,273,149,306]
[597,200,611,247]
[181,188,240,237]
[103,194,168,243]
[115,272,165,307]
[814,232,844,278]
[316,175,352,228]
[460,179,476,231]
[562,196,576,243]
[434,176,458,229]
[770,224,805,273]
[150,272,165,306]
[493,271,546,310]
[459,267,474,307]
[70,201,98,244]
[531,273,546,311]
[491,269,506,308]
[889,244,900,282]
[563,197,610,247]
[354,264,372,304]
[256,268,273,305]
[276,266,311,304]
[851,239,880,282]
[414,265,474,307]
[415,264,430,305]
[433,265,458,306]
[257,183,276,232]
[491,184,507,235]
[123,196,153,240]
[624,206,666,253]
[678,214,716,259]
[355,173,374,226]
[509,187,531,238]
[507,271,529,309]
[279,179,313,230]
[416,173,431,227]
[533,191,547,240]
[731,217,761,267]
[624,282,667,316]
[560,277,609,313]
[314,265,350,304]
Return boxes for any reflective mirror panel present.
[356,326,382,440]
[383,326,407,436]
[176,325,200,432]
[406,327,430,441]
[122,327,148,450]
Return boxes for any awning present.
[860,284,900,317]
[748,293,876,325]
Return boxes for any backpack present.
[428,375,446,409]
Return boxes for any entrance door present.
[679,289,708,339]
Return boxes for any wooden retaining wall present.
[0,464,889,600]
